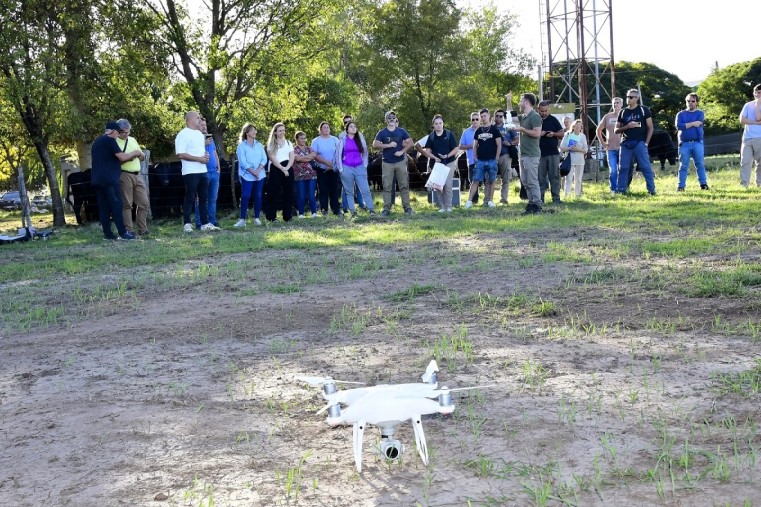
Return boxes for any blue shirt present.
[236,140,267,181]
[459,127,477,165]
[374,127,410,163]
[495,124,515,156]
[310,135,339,169]
[675,109,704,143]
[205,140,218,173]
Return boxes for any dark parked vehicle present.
[0,191,22,211]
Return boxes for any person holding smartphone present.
[614,89,656,195]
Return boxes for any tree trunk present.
[32,139,66,226]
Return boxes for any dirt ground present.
[1,228,761,506]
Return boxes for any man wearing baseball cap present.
[90,121,145,240]
[372,110,414,216]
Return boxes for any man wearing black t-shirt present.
[465,108,502,209]
[614,89,656,195]
[537,101,565,204]
[91,121,145,240]
[423,114,459,211]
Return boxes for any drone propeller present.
[296,376,365,387]
[398,384,499,399]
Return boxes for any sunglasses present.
[471,118,479,121]
[687,100,697,103]
[626,96,637,99]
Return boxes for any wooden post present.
[17,166,32,230]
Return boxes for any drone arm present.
[411,416,429,466]
[353,421,366,473]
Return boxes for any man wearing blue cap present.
[91,121,145,240]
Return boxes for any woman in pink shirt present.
[336,121,375,217]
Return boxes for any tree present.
[353,0,535,139]
[610,62,692,133]
[698,57,761,134]
[0,95,47,192]
[136,0,340,156]
[0,0,71,225]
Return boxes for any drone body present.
[298,360,489,473]
[328,392,455,471]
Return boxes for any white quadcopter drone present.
[298,360,491,472]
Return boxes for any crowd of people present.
[86,85,761,239]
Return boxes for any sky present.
[494,0,758,85]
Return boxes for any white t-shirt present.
[273,140,294,163]
[175,127,207,175]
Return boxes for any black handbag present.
[559,155,572,177]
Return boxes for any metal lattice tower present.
[539,0,615,135]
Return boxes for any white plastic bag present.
[425,162,450,191]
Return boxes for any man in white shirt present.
[739,84,761,187]
[175,111,219,232]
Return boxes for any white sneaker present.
[298,214,305,219]
[438,208,447,213]
[183,223,193,233]
[254,218,262,225]
[487,201,496,208]
[446,208,453,212]
[233,219,246,228]
[465,200,473,209]
[201,223,220,231]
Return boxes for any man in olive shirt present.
[115,119,149,235]
[516,93,543,214]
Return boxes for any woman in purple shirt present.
[336,121,375,217]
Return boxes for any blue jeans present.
[195,170,219,227]
[339,166,374,213]
[295,179,318,215]
[617,141,656,194]
[678,140,707,188]
[474,159,498,183]
[342,183,366,211]
[240,178,264,219]
[606,149,619,191]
